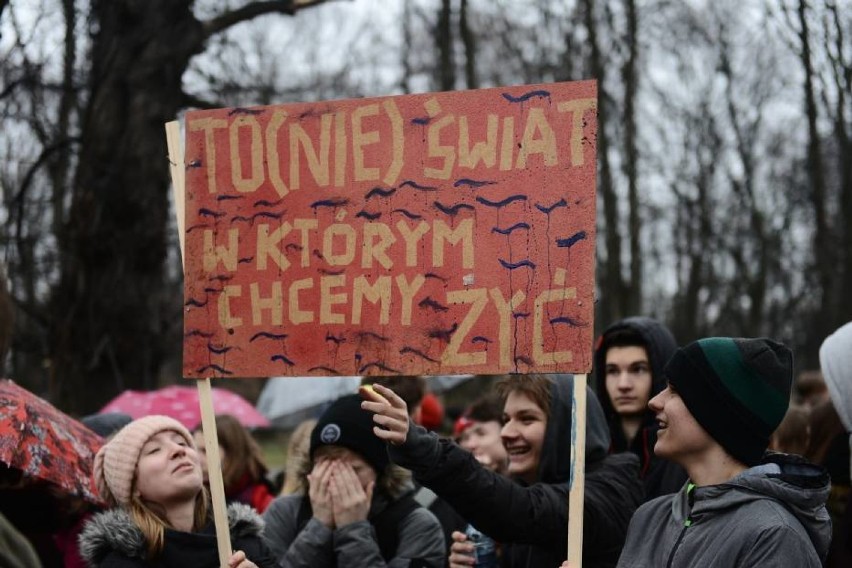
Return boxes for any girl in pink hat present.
[78,415,275,568]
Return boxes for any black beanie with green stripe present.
[664,337,793,466]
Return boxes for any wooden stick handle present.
[567,373,587,567]
[165,121,232,567]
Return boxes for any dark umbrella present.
[0,379,103,503]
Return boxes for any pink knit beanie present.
[93,415,195,506]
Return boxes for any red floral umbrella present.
[0,378,104,503]
[99,384,270,429]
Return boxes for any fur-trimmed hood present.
[79,503,264,567]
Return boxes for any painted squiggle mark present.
[254,198,284,208]
[356,210,381,220]
[360,362,401,374]
[536,199,568,214]
[309,366,341,374]
[186,223,211,233]
[185,329,214,338]
[207,343,233,355]
[250,332,287,342]
[185,297,207,308]
[429,323,458,342]
[326,333,345,344]
[209,274,233,282]
[550,316,589,327]
[411,117,430,125]
[392,209,423,220]
[425,272,448,282]
[271,354,295,366]
[454,178,496,188]
[492,222,530,235]
[419,297,449,312]
[400,180,438,191]
[357,331,389,342]
[499,259,536,270]
[197,364,233,375]
[318,268,345,276]
[199,208,225,219]
[237,256,253,264]
[285,243,302,252]
[400,347,439,363]
[216,194,242,202]
[365,187,397,199]
[187,159,202,169]
[476,195,527,208]
[311,198,350,209]
[556,231,587,248]
[502,90,551,103]
[471,336,493,344]
[513,312,531,319]
[228,107,263,116]
[434,201,475,216]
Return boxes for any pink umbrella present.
[99,385,270,429]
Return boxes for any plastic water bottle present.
[464,523,498,568]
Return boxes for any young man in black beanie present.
[262,394,445,568]
[614,337,833,567]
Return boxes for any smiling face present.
[649,384,716,467]
[605,345,653,417]
[501,391,547,483]
[135,430,203,507]
[459,420,508,473]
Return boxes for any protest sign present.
[182,81,597,378]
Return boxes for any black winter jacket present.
[389,374,644,568]
[593,317,687,500]
[78,502,276,568]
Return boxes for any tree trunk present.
[460,0,478,89]
[436,0,456,91]
[622,0,642,315]
[49,0,205,413]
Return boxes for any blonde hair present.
[129,487,210,558]
[280,418,317,496]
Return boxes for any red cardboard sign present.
[183,81,597,378]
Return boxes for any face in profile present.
[648,385,715,466]
[605,345,653,417]
[501,391,547,484]
[135,430,204,506]
[459,420,508,474]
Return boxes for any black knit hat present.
[664,337,793,466]
[310,394,389,474]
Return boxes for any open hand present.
[360,383,410,445]
[307,459,335,528]
[329,461,374,527]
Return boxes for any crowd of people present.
[2,289,851,567]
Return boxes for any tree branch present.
[201,0,332,40]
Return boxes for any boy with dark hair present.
[365,374,643,568]
[594,317,686,499]
[616,337,832,567]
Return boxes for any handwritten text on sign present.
[183,81,597,378]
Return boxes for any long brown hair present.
[215,414,268,491]
[129,486,209,558]
[495,374,554,419]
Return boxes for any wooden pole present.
[166,121,232,568]
[567,373,587,567]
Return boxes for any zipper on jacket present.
[665,483,695,568]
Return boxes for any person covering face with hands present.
[261,393,445,568]
[78,415,274,568]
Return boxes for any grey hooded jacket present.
[261,488,446,567]
[78,502,275,567]
[617,453,832,567]
[388,374,643,568]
